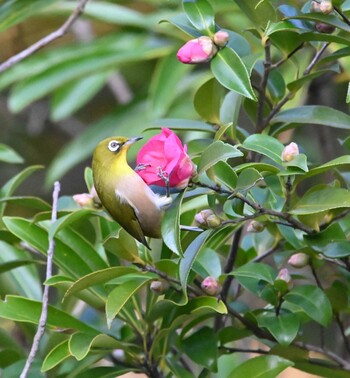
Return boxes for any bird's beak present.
[126,136,143,145]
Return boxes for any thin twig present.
[334,6,350,27]
[20,181,60,378]
[272,43,304,69]
[303,42,329,76]
[335,314,350,356]
[295,342,350,370]
[220,346,270,355]
[0,0,90,74]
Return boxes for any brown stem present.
[0,0,90,73]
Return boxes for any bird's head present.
[92,136,143,173]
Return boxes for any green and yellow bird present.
[92,136,171,249]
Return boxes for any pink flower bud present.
[246,220,265,233]
[201,276,222,296]
[288,253,310,268]
[150,280,169,294]
[73,193,94,207]
[310,1,321,12]
[177,36,218,64]
[319,1,333,14]
[136,128,196,189]
[276,268,293,290]
[213,30,229,47]
[316,22,335,33]
[281,142,299,162]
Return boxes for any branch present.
[256,39,272,132]
[0,0,90,74]
[334,6,350,27]
[20,181,61,378]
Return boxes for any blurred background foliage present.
[2,0,350,377]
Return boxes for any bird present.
[92,136,172,249]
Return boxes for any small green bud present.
[246,220,265,233]
[150,280,169,294]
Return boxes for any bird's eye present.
[108,140,120,152]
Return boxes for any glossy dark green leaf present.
[165,13,202,38]
[231,263,276,284]
[0,259,40,274]
[302,155,350,180]
[183,0,215,34]
[234,0,277,27]
[198,141,243,174]
[211,48,256,100]
[162,191,185,256]
[0,295,99,334]
[0,144,23,164]
[69,333,125,361]
[194,78,223,124]
[227,355,293,378]
[74,367,137,378]
[271,106,350,130]
[179,230,211,299]
[211,161,238,191]
[282,154,308,173]
[41,340,70,372]
[257,312,299,346]
[180,327,218,370]
[0,196,51,211]
[106,276,152,328]
[242,134,284,164]
[0,165,44,221]
[64,267,137,300]
[236,168,263,191]
[284,285,332,326]
[288,13,350,33]
[290,188,350,215]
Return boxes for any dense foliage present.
[1,0,350,377]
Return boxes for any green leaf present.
[180,326,218,370]
[74,367,137,378]
[179,230,211,300]
[149,118,215,133]
[284,285,332,326]
[290,188,350,215]
[271,106,350,130]
[211,48,256,100]
[227,355,293,378]
[183,0,215,34]
[0,165,43,220]
[242,134,284,164]
[287,13,350,33]
[282,154,308,173]
[198,141,243,174]
[9,37,171,112]
[41,340,70,372]
[51,72,110,121]
[0,144,23,164]
[150,53,192,118]
[106,276,152,328]
[69,333,125,361]
[0,295,98,334]
[231,263,276,284]
[64,267,137,300]
[162,191,184,256]
[236,168,263,191]
[0,197,51,212]
[257,312,299,346]
[0,0,59,32]
[211,161,238,191]
[302,155,350,180]
[0,259,39,274]
[194,78,223,124]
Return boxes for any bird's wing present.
[115,189,151,249]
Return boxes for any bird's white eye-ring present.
[108,140,120,152]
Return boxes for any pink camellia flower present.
[177,36,218,64]
[213,30,229,47]
[136,128,196,189]
[281,142,299,162]
[201,276,222,296]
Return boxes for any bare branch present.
[0,0,90,74]
[20,181,61,378]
